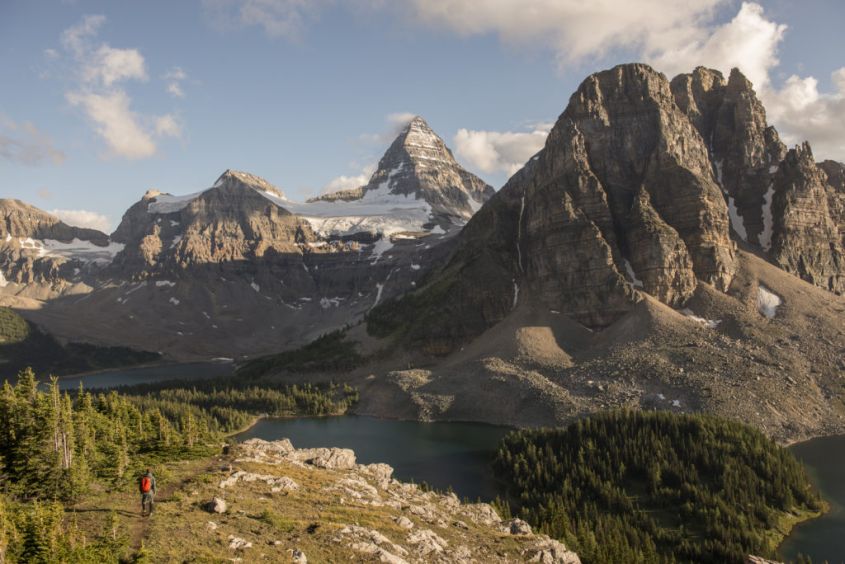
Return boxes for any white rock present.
[395,515,414,529]
[207,497,227,514]
[228,536,252,550]
[503,518,533,535]
[290,548,307,563]
[407,528,448,555]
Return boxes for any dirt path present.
[126,458,220,555]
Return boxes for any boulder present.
[227,535,252,550]
[503,517,533,535]
[206,497,227,514]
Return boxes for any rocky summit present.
[309,116,494,222]
[339,63,845,443]
[0,117,493,360]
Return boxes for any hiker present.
[139,468,157,516]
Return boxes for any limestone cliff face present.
[672,67,786,247]
[671,67,845,295]
[821,160,845,250]
[311,116,494,221]
[770,145,845,293]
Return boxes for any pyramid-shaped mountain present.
[311,116,494,221]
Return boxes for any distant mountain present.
[309,116,494,222]
[0,118,493,361]
[0,199,119,296]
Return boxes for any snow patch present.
[429,224,445,235]
[757,286,781,319]
[768,165,778,174]
[251,281,260,293]
[410,263,421,271]
[369,236,394,264]
[623,259,644,288]
[681,309,721,329]
[320,297,342,309]
[671,399,682,408]
[169,297,180,306]
[125,282,147,295]
[0,270,8,288]
[372,283,385,309]
[155,280,176,287]
[727,197,748,242]
[171,235,182,248]
[512,279,520,309]
[759,184,775,251]
[148,191,205,214]
[714,159,724,187]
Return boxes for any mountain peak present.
[213,169,287,199]
[312,116,494,220]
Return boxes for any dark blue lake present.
[780,434,845,563]
[235,415,511,501]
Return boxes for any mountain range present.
[2,64,845,442]
[0,116,491,359]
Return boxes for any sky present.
[1,0,843,234]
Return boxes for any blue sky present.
[1,0,843,233]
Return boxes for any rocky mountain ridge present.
[368,64,845,350]
[321,63,845,443]
[0,117,492,360]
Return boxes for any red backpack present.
[141,476,152,493]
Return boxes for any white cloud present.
[359,112,419,144]
[154,114,183,138]
[405,0,845,162]
[164,67,187,98]
[83,44,148,86]
[60,14,106,57]
[202,0,326,39]
[0,118,66,166]
[453,123,550,176]
[765,69,845,160]
[650,2,785,93]
[50,209,112,233]
[66,91,156,159]
[321,164,376,194]
[406,0,725,68]
[58,15,182,159]
[167,83,185,98]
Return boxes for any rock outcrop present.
[769,144,844,293]
[670,67,845,294]
[176,438,580,563]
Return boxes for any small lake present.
[780,434,845,563]
[53,361,234,390]
[235,416,511,501]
